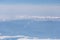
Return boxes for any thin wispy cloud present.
[0,34,59,40]
[0,15,60,22]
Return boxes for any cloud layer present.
[0,34,59,40]
[0,15,60,22]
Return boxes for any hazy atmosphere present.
[0,0,60,40]
[0,0,60,16]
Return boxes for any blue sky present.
[0,0,60,4]
[0,0,60,16]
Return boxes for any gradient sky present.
[0,0,60,16]
[0,0,60,39]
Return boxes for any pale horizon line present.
[0,15,60,21]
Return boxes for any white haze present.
[0,15,60,22]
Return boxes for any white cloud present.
[0,33,59,40]
[0,15,60,22]
[0,35,29,39]
[17,38,60,40]
[1,35,57,40]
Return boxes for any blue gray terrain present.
[0,19,60,39]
